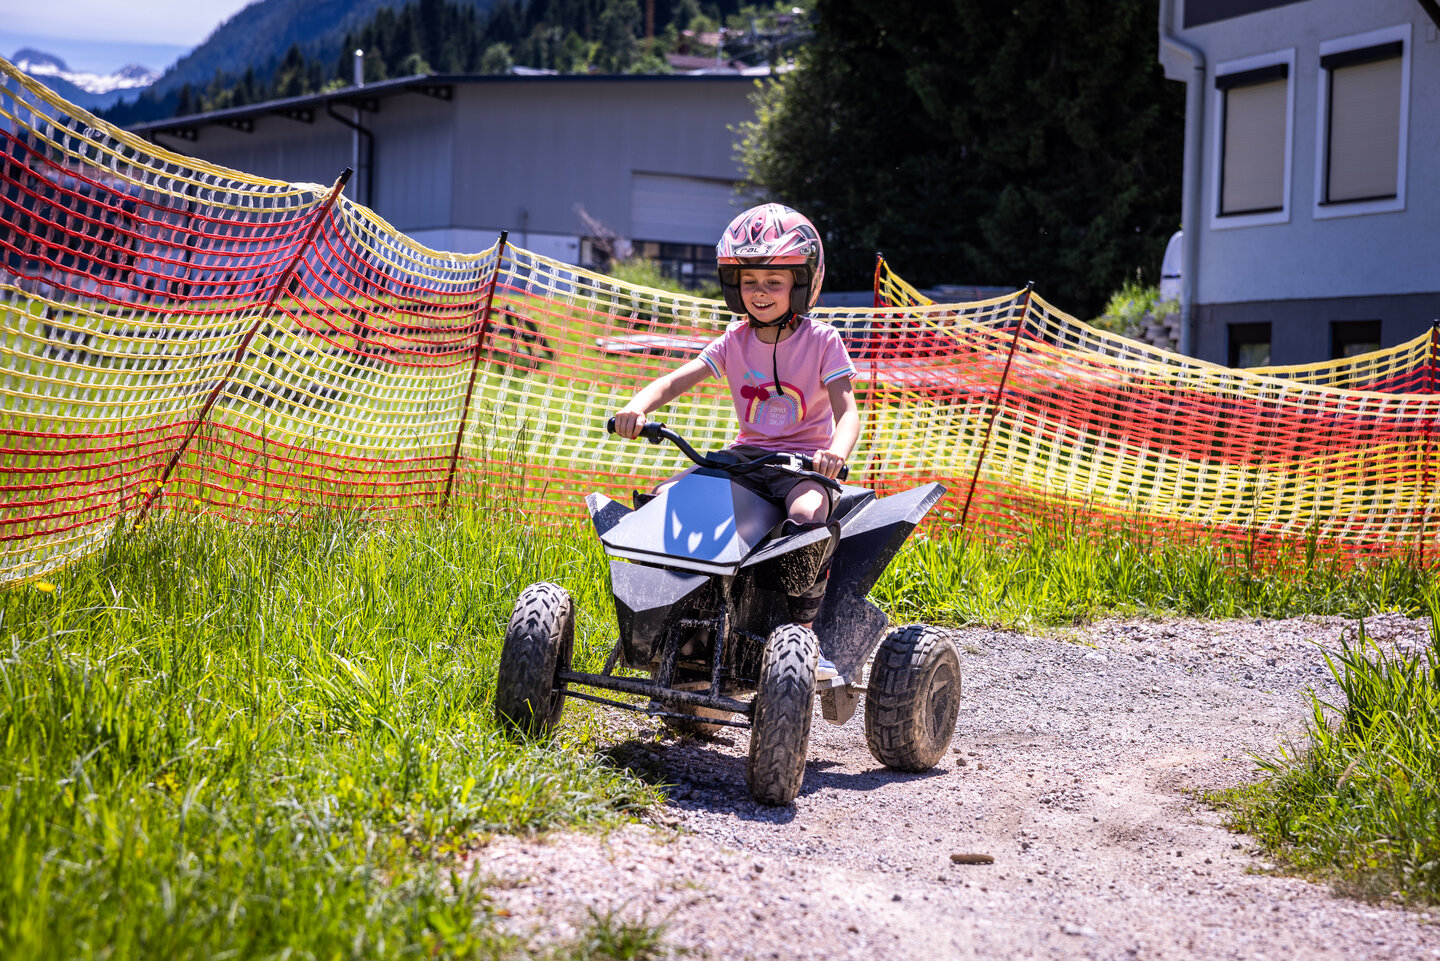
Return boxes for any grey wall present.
[1165,0,1439,362]
[448,77,753,243]
[1194,293,1439,365]
[1173,0,1439,308]
[145,76,757,257]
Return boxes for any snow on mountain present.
[13,48,159,96]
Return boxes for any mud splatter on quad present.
[495,421,961,805]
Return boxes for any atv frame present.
[495,421,961,805]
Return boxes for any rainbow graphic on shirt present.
[740,380,806,428]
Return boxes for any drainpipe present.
[1159,0,1205,357]
[352,51,363,184]
[326,103,374,208]
[323,51,374,208]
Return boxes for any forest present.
[100,0,801,124]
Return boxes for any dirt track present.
[469,614,1440,960]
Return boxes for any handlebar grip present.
[797,455,849,482]
[605,416,666,443]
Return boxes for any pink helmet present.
[716,203,825,316]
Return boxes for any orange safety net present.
[4,58,1439,586]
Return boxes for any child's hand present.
[812,448,847,478]
[612,408,648,439]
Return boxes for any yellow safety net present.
[3,58,1438,586]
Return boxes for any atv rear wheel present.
[495,582,574,737]
[864,624,961,771]
[746,624,818,805]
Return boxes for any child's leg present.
[783,480,835,630]
[784,480,830,526]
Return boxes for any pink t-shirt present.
[698,317,857,453]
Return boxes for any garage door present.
[630,172,742,244]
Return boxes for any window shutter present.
[1326,54,1402,203]
[1220,78,1288,215]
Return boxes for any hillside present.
[100,0,775,126]
[147,0,500,98]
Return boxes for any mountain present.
[11,48,160,110]
[147,0,499,99]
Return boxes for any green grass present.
[4,503,1439,957]
[877,520,1435,630]
[0,509,664,960]
[1211,595,1440,906]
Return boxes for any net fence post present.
[872,251,884,309]
[132,167,354,527]
[958,281,1034,533]
[440,229,510,511]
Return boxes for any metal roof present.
[128,71,759,138]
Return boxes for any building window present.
[1315,25,1410,219]
[1211,51,1294,229]
[1218,66,1288,215]
[1331,320,1382,359]
[632,240,719,291]
[1228,322,1271,368]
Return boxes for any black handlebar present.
[606,416,848,486]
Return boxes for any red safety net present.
[3,60,1439,585]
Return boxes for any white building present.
[1158,0,1439,365]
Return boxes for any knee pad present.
[786,587,825,623]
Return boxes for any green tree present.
[397,52,434,76]
[738,0,1183,314]
[480,42,515,74]
[596,0,642,71]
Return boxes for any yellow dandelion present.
[35,581,56,593]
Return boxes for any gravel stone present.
[464,614,1440,960]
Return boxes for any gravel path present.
[467,614,1440,959]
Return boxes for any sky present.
[1,0,256,73]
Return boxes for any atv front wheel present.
[495,582,574,737]
[864,625,961,771]
[746,624,818,805]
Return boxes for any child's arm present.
[813,378,859,478]
[612,358,712,438]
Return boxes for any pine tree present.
[596,0,641,71]
[739,0,1183,313]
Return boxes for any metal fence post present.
[958,281,1034,532]
[133,167,353,527]
[440,229,510,510]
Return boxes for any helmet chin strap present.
[747,310,796,397]
[746,309,796,329]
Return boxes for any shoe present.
[815,657,839,682]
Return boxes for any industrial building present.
[131,72,761,288]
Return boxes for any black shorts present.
[723,444,838,515]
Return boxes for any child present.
[611,203,858,680]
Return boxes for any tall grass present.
[878,521,1434,629]
[0,510,659,960]
[3,506,1437,956]
[1214,593,1440,905]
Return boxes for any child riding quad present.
[494,422,961,805]
[495,203,961,804]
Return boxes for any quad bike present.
[494,420,962,805]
